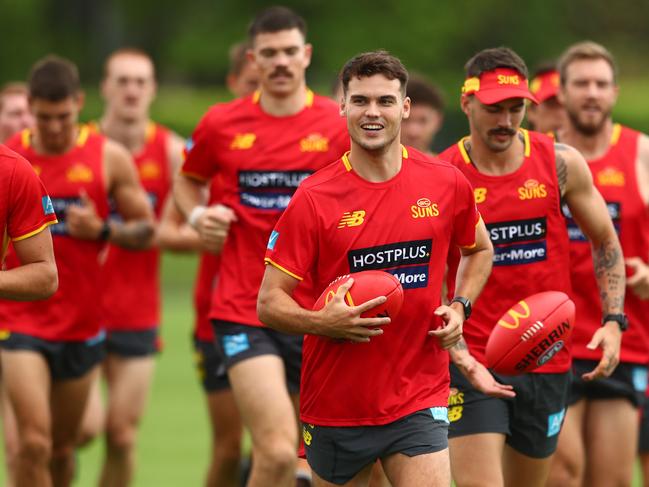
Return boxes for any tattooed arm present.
[558,142,624,380]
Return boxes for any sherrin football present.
[313,270,404,319]
[485,291,575,375]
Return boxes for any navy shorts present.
[0,331,105,380]
[448,364,571,458]
[193,336,230,392]
[106,328,160,357]
[568,359,647,407]
[304,408,449,485]
[213,320,302,393]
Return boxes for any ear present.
[303,43,313,69]
[246,48,255,65]
[460,94,471,115]
[75,91,86,111]
[339,97,346,117]
[402,96,411,120]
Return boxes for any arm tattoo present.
[593,238,625,314]
[452,337,468,352]
[554,143,569,196]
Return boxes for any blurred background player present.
[440,46,624,487]
[548,41,649,487]
[174,6,348,487]
[79,48,185,487]
[0,80,37,487]
[400,74,444,155]
[156,41,259,487]
[0,55,153,487]
[526,63,567,134]
[0,83,34,143]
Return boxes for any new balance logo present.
[338,210,366,228]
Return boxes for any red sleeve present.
[264,187,318,281]
[453,170,480,249]
[181,109,219,181]
[8,154,58,241]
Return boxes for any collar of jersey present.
[21,124,90,150]
[341,145,408,172]
[252,88,314,108]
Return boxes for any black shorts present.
[304,408,449,485]
[568,359,647,407]
[639,396,649,453]
[106,328,160,357]
[213,320,302,394]
[0,331,105,380]
[448,364,571,459]
[193,337,229,392]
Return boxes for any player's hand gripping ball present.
[486,291,575,375]
[313,270,404,319]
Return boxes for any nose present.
[496,111,513,128]
[365,101,380,118]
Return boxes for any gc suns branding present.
[348,239,432,289]
[410,198,439,219]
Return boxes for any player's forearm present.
[0,262,58,300]
[453,245,493,305]
[257,287,323,335]
[156,223,203,253]
[173,174,208,220]
[449,337,477,371]
[108,219,155,250]
[591,234,625,315]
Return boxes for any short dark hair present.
[558,41,617,85]
[341,50,409,96]
[248,6,307,41]
[228,41,252,76]
[29,55,81,101]
[465,47,529,79]
[407,74,444,112]
[103,47,155,80]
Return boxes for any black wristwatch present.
[451,296,472,320]
[602,313,628,332]
[98,221,112,241]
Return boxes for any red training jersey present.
[0,127,109,341]
[563,124,649,364]
[95,122,173,330]
[265,147,480,426]
[0,144,57,261]
[440,130,572,373]
[182,90,348,327]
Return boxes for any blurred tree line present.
[3,0,649,143]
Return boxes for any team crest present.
[300,133,329,152]
[139,160,161,180]
[66,163,93,182]
[596,167,625,187]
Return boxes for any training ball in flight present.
[313,270,404,319]
[486,291,575,375]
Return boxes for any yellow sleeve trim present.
[180,171,210,182]
[458,136,471,164]
[264,257,304,281]
[12,219,58,242]
[610,123,622,145]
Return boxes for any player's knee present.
[256,440,297,473]
[19,432,51,465]
[547,454,583,487]
[106,422,137,452]
[213,434,242,463]
[50,442,75,463]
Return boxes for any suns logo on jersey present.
[474,187,487,203]
[66,163,93,182]
[300,133,329,152]
[139,160,161,180]
[518,179,547,200]
[497,300,531,329]
[230,133,256,150]
[337,210,366,228]
[596,167,625,187]
[410,197,439,219]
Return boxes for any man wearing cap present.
[439,47,624,487]
[526,64,567,134]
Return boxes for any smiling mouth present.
[361,123,384,131]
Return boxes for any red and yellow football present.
[485,291,575,375]
[313,270,404,319]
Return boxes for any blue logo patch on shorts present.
[85,330,106,346]
[430,407,449,424]
[267,230,279,250]
[547,408,566,437]
[222,333,250,357]
[632,366,648,392]
[42,195,55,215]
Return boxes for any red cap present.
[530,70,560,103]
[462,68,538,104]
